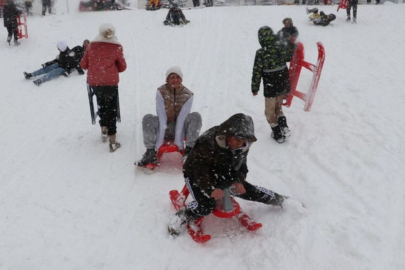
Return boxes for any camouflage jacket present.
[251,26,295,95]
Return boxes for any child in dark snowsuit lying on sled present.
[307,7,336,26]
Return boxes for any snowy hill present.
[1,1,405,269]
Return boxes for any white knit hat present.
[57,41,67,52]
[99,23,116,39]
[166,66,183,80]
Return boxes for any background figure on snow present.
[306,7,336,26]
[163,4,189,26]
[24,0,33,16]
[146,0,160,10]
[136,66,202,168]
[70,39,90,75]
[251,26,295,143]
[41,0,52,15]
[23,41,79,86]
[346,0,358,23]
[168,113,285,236]
[3,0,21,46]
[80,23,127,153]
[277,17,299,46]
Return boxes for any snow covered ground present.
[1,1,405,269]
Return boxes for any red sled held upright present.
[337,0,348,12]
[284,42,325,112]
[17,13,28,39]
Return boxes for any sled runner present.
[169,185,262,243]
[284,42,325,112]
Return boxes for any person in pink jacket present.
[80,23,127,152]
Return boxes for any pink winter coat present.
[80,39,127,86]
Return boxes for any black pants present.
[184,178,276,219]
[42,0,52,15]
[193,0,200,7]
[6,26,18,41]
[92,85,119,136]
[347,3,357,18]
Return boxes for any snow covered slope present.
[0,2,404,270]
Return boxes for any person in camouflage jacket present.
[251,26,295,143]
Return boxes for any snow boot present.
[109,134,121,153]
[353,17,357,23]
[307,8,317,14]
[277,116,291,138]
[265,193,285,207]
[24,72,32,79]
[33,79,42,86]
[101,126,108,142]
[346,16,351,22]
[271,125,285,143]
[137,149,157,167]
[7,35,11,45]
[14,39,20,46]
[168,208,190,236]
[182,146,193,164]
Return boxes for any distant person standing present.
[277,18,299,46]
[24,0,33,16]
[346,0,358,23]
[192,0,199,7]
[3,0,21,46]
[80,23,127,153]
[42,0,52,15]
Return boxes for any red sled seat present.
[169,185,262,243]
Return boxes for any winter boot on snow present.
[271,125,285,143]
[306,8,317,14]
[353,17,357,23]
[277,116,291,138]
[33,79,42,86]
[14,39,20,46]
[168,207,191,236]
[109,134,121,153]
[101,126,108,142]
[136,149,157,167]
[24,72,32,79]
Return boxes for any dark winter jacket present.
[277,19,299,45]
[165,7,187,25]
[183,114,257,195]
[42,47,77,72]
[251,26,295,96]
[3,1,21,28]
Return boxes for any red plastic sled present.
[139,140,184,170]
[169,185,262,243]
[337,0,348,11]
[284,42,325,112]
[17,13,28,39]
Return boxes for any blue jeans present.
[32,63,66,83]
